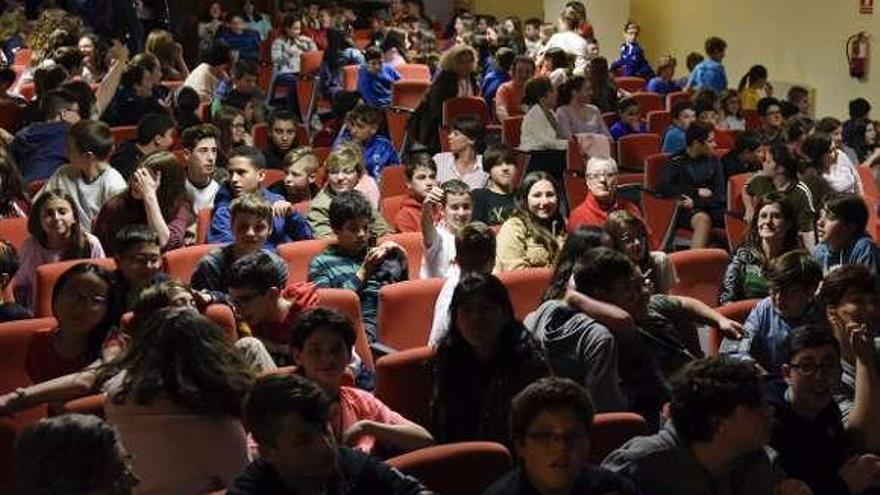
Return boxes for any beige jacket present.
[494,216,566,273]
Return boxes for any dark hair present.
[329,190,372,231]
[617,96,639,114]
[784,116,814,145]
[450,115,486,153]
[442,272,520,350]
[59,80,96,120]
[136,113,176,146]
[819,264,876,307]
[685,52,704,71]
[543,48,571,71]
[669,357,763,443]
[494,47,516,72]
[120,62,147,90]
[849,97,871,119]
[52,262,120,362]
[815,117,842,135]
[205,39,233,67]
[737,65,768,92]
[766,250,823,289]
[364,45,382,61]
[15,414,128,495]
[132,150,189,219]
[695,99,716,119]
[39,88,78,121]
[281,12,303,30]
[323,24,356,72]
[129,280,193,332]
[347,103,384,128]
[269,108,299,127]
[291,307,356,351]
[704,36,727,56]
[232,59,258,79]
[787,86,809,104]
[544,226,609,301]
[572,247,636,297]
[482,143,517,173]
[381,28,408,62]
[108,308,254,416]
[181,123,220,150]
[823,193,869,235]
[214,105,248,154]
[229,145,266,169]
[243,373,331,447]
[801,133,833,174]
[557,75,586,107]
[0,66,17,86]
[69,119,113,159]
[685,120,713,146]
[510,377,594,443]
[174,86,202,126]
[512,172,564,260]
[524,17,542,28]
[787,325,840,362]
[768,142,799,180]
[523,76,553,107]
[405,152,436,179]
[757,97,781,117]
[456,222,496,272]
[0,155,28,215]
[743,193,800,254]
[29,190,91,258]
[114,224,160,255]
[0,240,20,283]
[33,64,68,97]
[733,130,761,154]
[671,100,695,120]
[228,251,289,293]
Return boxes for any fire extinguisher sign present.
[862,0,874,14]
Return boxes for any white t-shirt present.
[428,265,460,346]
[544,31,589,75]
[39,165,127,233]
[184,63,221,101]
[433,152,488,190]
[420,224,455,279]
[186,178,220,212]
[823,149,861,194]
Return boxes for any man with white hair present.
[567,156,643,231]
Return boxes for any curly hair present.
[439,43,477,73]
[27,9,83,65]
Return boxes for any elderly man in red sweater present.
[567,156,643,231]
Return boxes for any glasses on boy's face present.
[790,360,841,377]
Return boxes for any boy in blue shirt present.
[357,46,400,108]
[610,21,654,79]
[814,193,880,282]
[333,103,400,179]
[609,97,646,141]
[686,36,728,93]
[481,47,514,114]
[661,101,696,154]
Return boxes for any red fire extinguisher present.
[847,32,870,79]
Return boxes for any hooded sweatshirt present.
[11,121,68,182]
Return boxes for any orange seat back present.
[564,174,588,213]
[196,207,212,245]
[261,168,285,187]
[589,412,648,464]
[725,212,748,252]
[617,133,660,172]
[727,173,751,216]
[386,108,411,152]
[396,63,431,81]
[34,259,117,318]
[631,92,664,115]
[0,100,26,132]
[109,125,137,145]
[375,346,436,427]
[316,288,374,372]
[442,96,490,127]
[613,76,646,93]
[501,115,523,148]
[277,239,332,282]
[162,244,220,283]
[379,164,408,198]
[252,122,268,149]
[377,278,444,350]
[668,248,729,307]
[497,267,553,321]
[743,109,761,131]
[665,90,692,111]
[646,110,671,136]
[379,232,423,278]
[388,442,512,495]
[392,80,430,110]
[714,128,736,150]
[381,194,408,227]
[0,217,29,252]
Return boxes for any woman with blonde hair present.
[409,43,478,154]
[145,29,190,81]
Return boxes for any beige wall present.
[473,0,543,23]
[629,0,877,119]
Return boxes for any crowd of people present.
[0,0,879,494]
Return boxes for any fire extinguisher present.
[847,32,870,79]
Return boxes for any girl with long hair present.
[555,75,611,139]
[319,21,365,102]
[0,154,29,217]
[145,29,190,81]
[542,225,610,301]
[605,210,678,295]
[738,64,772,111]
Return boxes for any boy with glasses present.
[567,157,642,231]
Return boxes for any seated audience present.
[661,101,696,155]
[38,119,127,233]
[13,191,105,310]
[485,377,638,495]
[267,146,320,205]
[208,146,312,248]
[606,210,677,294]
[541,226,612,302]
[718,89,745,130]
[719,195,802,304]
[0,155,29,218]
[145,28,190,81]
[685,36,728,93]
[818,116,860,172]
[420,179,473,278]
[184,39,235,102]
[646,55,681,95]
[520,77,568,179]
[218,14,261,63]
[309,191,407,342]
[0,241,29,321]
[482,47,514,115]
[212,60,260,119]
[107,225,169,312]
[214,105,253,163]
[721,129,761,178]
[721,250,825,377]
[95,151,195,254]
[814,193,879,283]
[11,89,81,182]
[495,55,535,121]
[291,307,434,453]
[307,143,390,238]
[318,23,366,104]
[770,326,880,495]
[434,115,488,189]
[431,272,549,444]
[495,172,566,272]
[608,97,646,141]
[103,308,253,495]
[262,110,300,170]
[109,112,176,180]
[472,144,517,226]
[567,157,641,231]
[181,123,222,212]
[554,75,612,139]
[334,103,400,179]
[231,373,432,495]
[394,153,436,232]
[15,414,139,495]
[358,46,401,108]
[101,60,166,126]
[586,57,620,113]
[757,96,785,145]
[658,121,725,249]
[271,13,318,88]
[602,357,809,495]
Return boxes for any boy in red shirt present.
[394,152,436,232]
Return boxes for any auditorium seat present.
[34,259,117,318]
[589,412,649,464]
[707,298,760,356]
[277,239,332,282]
[377,278,444,350]
[497,267,553,322]
[162,244,220,283]
[388,442,512,495]
[668,248,729,307]
[375,346,435,427]
[315,288,375,372]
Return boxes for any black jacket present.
[408,70,478,155]
[226,448,433,495]
[483,467,638,495]
[109,140,145,181]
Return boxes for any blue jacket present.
[207,185,313,248]
[609,121,646,141]
[481,68,510,110]
[610,41,654,79]
[814,233,879,282]
[688,59,728,93]
[11,121,69,182]
[646,77,681,95]
[661,125,686,154]
[357,64,400,108]
[333,131,400,179]
[219,29,261,63]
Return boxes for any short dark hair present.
[0,240,20,280]
[524,17,542,28]
[114,224,160,255]
[39,88,78,121]
[291,307,356,351]
[685,52,704,71]
[70,120,114,159]
[671,100,695,120]
[229,145,266,169]
[232,59,258,79]
[757,97,781,117]
[695,99,716,117]
[456,222,496,272]
[347,103,384,128]
[0,66,16,86]
[450,115,485,153]
[573,247,635,297]
[329,190,372,231]
[33,64,69,96]
[181,123,220,150]
[849,97,871,119]
[824,193,869,233]
[523,77,553,107]
[766,250,823,289]
[510,377,594,443]
[815,117,842,135]
[787,86,809,103]
[206,39,234,67]
[228,251,288,293]
[364,46,382,62]
[617,96,639,114]
[733,130,762,153]
[269,109,299,127]
[704,36,727,56]
[243,373,331,447]
[405,152,436,180]
[669,357,763,444]
[120,62,148,89]
[819,264,876,307]
[494,47,516,72]
[482,143,517,173]
[685,120,713,146]
[767,143,799,180]
[136,113,176,146]
[787,325,840,363]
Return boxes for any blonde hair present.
[27,9,83,65]
[325,142,365,177]
[230,193,273,223]
[439,44,477,73]
[282,147,319,174]
[559,6,583,31]
[0,8,25,42]
[145,29,178,68]
[586,156,618,174]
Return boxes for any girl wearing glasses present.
[606,210,677,295]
